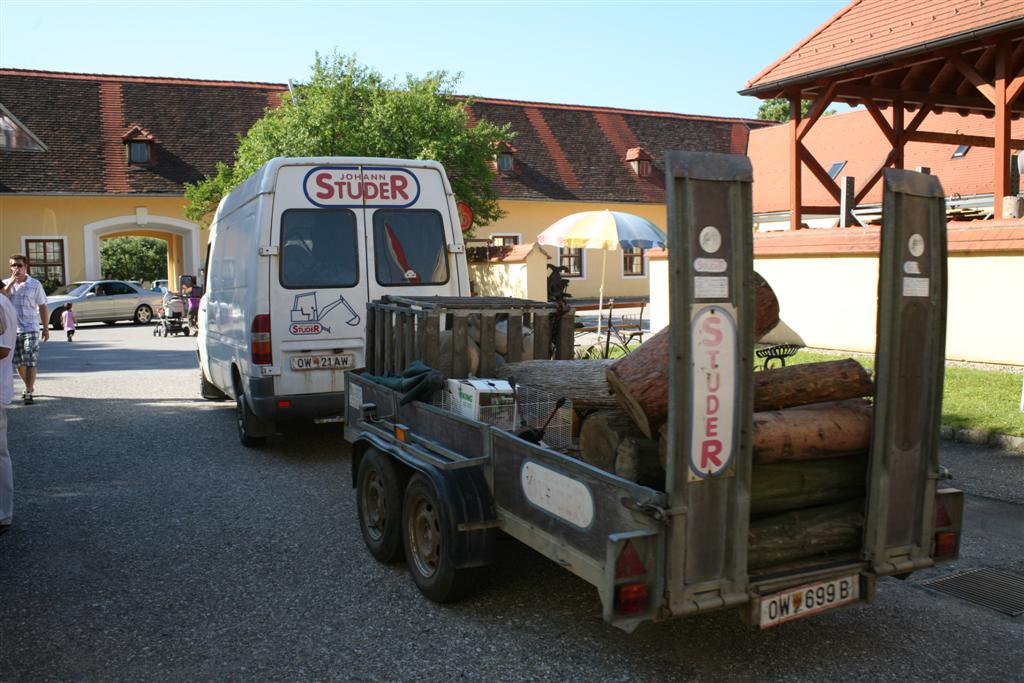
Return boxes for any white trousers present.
[0,406,11,525]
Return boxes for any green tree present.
[100,236,168,282]
[756,97,835,122]
[185,53,513,230]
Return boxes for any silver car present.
[47,280,164,329]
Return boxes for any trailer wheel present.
[402,474,475,603]
[357,449,405,563]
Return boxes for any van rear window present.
[280,209,359,289]
[372,210,449,286]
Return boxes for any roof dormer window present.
[121,125,156,166]
[495,141,518,174]
[626,147,653,177]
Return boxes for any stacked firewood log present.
[505,272,875,569]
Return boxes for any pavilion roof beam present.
[796,82,837,141]
[832,85,1020,114]
[947,51,998,105]
[854,105,931,205]
[907,130,1024,150]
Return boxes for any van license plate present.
[758,574,860,628]
[291,353,355,370]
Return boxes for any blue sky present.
[0,0,848,119]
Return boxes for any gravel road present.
[0,323,1020,682]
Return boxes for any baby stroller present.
[153,292,190,337]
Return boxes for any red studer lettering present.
[315,172,334,200]
[390,174,410,200]
[701,440,723,469]
[364,182,379,200]
[702,315,723,346]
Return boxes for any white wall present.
[648,253,1024,366]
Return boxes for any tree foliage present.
[185,53,513,230]
[100,236,168,282]
[756,97,835,122]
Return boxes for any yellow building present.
[1,70,767,299]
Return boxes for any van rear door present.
[268,163,372,398]
[362,162,466,303]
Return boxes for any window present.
[497,152,514,172]
[280,209,359,289]
[105,282,134,296]
[559,247,584,278]
[952,145,970,159]
[25,239,65,285]
[623,247,645,276]
[490,234,520,247]
[373,210,449,286]
[827,161,847,179]
[128,141,150,164]
[0,104,47,152]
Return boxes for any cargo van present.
[197,157,471,446]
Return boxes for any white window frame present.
[620,247,647,279]
[21,235,69,285]
[489,232,522,247]
[558,247,586,279]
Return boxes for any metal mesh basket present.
[435,384,575,451]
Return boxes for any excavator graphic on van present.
[289,292,361,335]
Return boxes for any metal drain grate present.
[922,568,1024,617]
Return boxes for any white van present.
[197,157,471,446]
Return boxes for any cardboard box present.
[446,378,516,427]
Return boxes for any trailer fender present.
[351,433,496,568]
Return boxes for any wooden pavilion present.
[740,0,1024,227]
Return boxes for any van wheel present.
[403,474,477,603]
[235,390,267,447]
[357,449,405,563]
[133,305,153,324]
[200,369,226,401]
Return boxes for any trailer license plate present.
[291,353,355,370]
[759,574,860,628]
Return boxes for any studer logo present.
[303,166,420,208]
[689,305,737,480]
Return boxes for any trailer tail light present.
[932,489,963,561]
[613,540,649,615]
[934,531,957,559]
[251,314,272,365]
[614,583,649,615]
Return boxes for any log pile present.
[500,269,875,570]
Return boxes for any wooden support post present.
[789,95,803,230]
[840,176,856,227]
[995,41,1011,219]
[892,101,905,170]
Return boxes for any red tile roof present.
[0,69,772,200]
[748,108,1024,213]
[746,0,1024,91]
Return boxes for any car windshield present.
[54,283,92,297]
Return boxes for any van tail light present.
[613,540,649,615]
[251,314,272,365]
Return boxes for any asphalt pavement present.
[0,323,1021,682]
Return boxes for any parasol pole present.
[596,247,607,340]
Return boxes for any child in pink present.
[61,303,77,342]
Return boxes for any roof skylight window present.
[827,161,847,179]
[952,145,970,159]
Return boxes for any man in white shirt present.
[3,254,49,405]
[0,287,16,535]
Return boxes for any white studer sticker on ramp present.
[689,305,738,481]
[521,461,594,529]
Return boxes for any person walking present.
[0,287,16,536]
[61,303,77,342]
[3,254,49,404]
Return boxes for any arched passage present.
[83,213,200,284]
